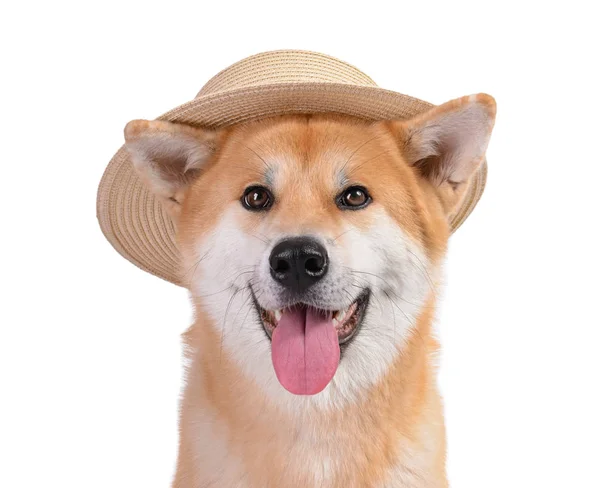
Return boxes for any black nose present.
[269,237,329,293]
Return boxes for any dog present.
[123,93,496,487]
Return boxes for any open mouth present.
[252,289,370,395]
[257,289,370,346]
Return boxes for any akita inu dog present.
[121,91,495,487]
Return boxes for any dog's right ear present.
[124,120,219,215]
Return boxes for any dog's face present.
[125,95,495,406]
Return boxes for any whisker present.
[225,165,266,177]
[381,292,428,348]
[385,231,437,295]
[219,288,241,363]
[383,289,410,324]
[404,248,436,295]
[180,249,212,284]
[340,135,381,174]
[239,290,262,333]
[331,229,353,243]
[233,140,272,173]
[346,268,436,308]
[232,291,255,332]
[248,233,270,245]
[349,149,393,174]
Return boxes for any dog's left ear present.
[124,120,220,216]
[388,93,496,214]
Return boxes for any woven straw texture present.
[97,50,487,286]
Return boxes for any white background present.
[1,1,599,487]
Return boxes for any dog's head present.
[125,94,495,405]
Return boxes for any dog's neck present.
[175,296,446,487]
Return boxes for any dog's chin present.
[253,288,370,350]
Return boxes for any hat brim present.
[97,82,487,286]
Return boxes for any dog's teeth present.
[334,309,347,321]
[274,309,282,322]
[333,308,348,328]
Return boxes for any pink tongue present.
[271,307,340,395]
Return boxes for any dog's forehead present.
[227,116,382,186]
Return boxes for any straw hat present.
[97,50,487,286]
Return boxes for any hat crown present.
[197,50,378,97]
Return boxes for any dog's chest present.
[189,405,412,487]
[187,404,351,485]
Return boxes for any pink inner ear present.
[125,120,217,197]
[413,101,493,185]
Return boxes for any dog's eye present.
[337,186,371,209]
[242,186,273,211]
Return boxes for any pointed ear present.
[124,120,219,215]
[390,94,496,213]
